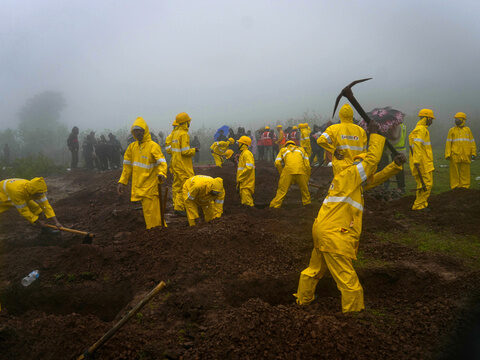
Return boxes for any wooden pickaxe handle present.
[308,182,322,189]
[44,224,95,238]
[77,281,167,360]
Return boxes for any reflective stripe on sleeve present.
[187,192,195,200]
[321,133,332,143]
[215,199,224,204]
[15,203,27,209]
[123,160,132,165]
[37,196,48,203]
[156,158,167,164]
[323,196,364,212]
[180,146,191,152]
[412,138,431,145]
[237,167,245,171]
[245,163,255,167]
[356,162,367,183]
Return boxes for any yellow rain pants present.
[141,196,166,229]
[295,249,364,313]
[449,161,470,189]
[412,171,433,210]
[269,174,310,208]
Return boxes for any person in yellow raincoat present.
[210,138,235,167]
[275,125,286,149]
[170,112,198,216]
[299,123,312,157]
[270,140,311,208]
[165,119,178,156]
[445,112,476,189]
[236,136,255,206]
[317,104,367,175]
[295,121,406,313]
[183,175,225,226]
[0,177,62,227]
[409,108,435,210]
[118,117,168,229]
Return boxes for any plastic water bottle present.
[21,270,39,287]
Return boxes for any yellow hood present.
[211,177,224,193]
[131,117,152,143]
[26,177,48,195]
[416,117,429,127]
[339,104,354,124]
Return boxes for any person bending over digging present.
[118,117,168,229]
[0,177,63,229]
[295,120,406,313]
[182,175,225,226]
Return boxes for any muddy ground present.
[0,162,479,359]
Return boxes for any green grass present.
[377,226,480,269]
[353,250,391,269]
[404,148,480,194]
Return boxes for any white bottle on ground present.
[21,270,39,287]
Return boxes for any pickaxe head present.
[332,78,372,118]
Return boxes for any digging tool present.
[409,146,427,192]
[308,182,322,189]
[77,281,167,360]
[332,78,399,156]
[158,181,165,228]
[163,186,169,219]
[43,224,94,244]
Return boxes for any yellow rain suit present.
[210,140,232,167]
[317,104,367,175]
[409,117,434,210]
[276,128,286,149]
[0,177,55,223]
[183,175,225,226]
[171,122,196,211]
[119,117,168,229]
[237,144,255,206]
[270,143,311,208]
[295,134,402,313]
[299,123,312,157]
[445,118,476,189]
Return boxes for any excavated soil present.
[0,163,479,359]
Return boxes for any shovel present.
[43,224,95,244]
[77,281,166,360]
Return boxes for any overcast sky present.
[1,0,479,131]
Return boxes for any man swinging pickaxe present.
[332,78,426,191]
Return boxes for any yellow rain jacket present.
[119,117,168,201]
[445,119,476,163]
[165,128,177,156]
[445,118,476,189]
[210,140,232,167]
[275,143,311,176]
[276,129,286,148]
[170,122,196,211]
[0,177,55,223]
[317,104,367,174]
[314,134,402,259]
[183,175,225,226]
[299,124,311,156]
[270,143,311,208]
[237,144,255,206]
[409,117,434,175]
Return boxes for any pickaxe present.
[332,78,399,156]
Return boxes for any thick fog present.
[1,0,480,132]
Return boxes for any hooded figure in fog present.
[118,117,168,229]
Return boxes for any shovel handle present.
[44,224,95,238]
[77,281,166,360]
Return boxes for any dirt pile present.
[0,165,479,359]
